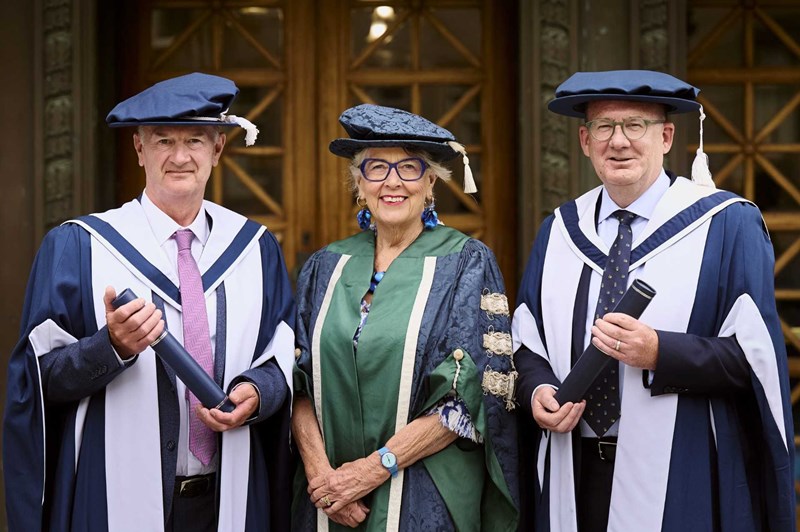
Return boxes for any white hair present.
[347,147,452,194]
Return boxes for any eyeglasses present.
[360,157,428,182]
[584,117,666,141]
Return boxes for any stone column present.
[517,0,686,272]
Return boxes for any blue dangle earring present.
[356,196,374,231]
[421,196,439,230]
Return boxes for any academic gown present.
[514,176,794,531]
[292,226,519,532]
[3,198,296,532]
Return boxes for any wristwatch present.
[378,446,398,478]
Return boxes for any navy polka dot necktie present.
[584,209,637,437]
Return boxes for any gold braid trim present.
[482,368,517,411]
[483,331,512,356]
[480,291,510,317]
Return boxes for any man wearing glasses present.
[513,71,794,531]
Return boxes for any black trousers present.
[577,438,615,532]
[167,474,217,532]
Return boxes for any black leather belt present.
[583,437,618,462]
[175,473,215,498]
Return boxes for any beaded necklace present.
[368,270,385,293]
[354,270,386,350]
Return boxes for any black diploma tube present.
[553,279,657,406]
[112,288,235,413]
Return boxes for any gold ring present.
[321,495,332,507]
[615,339,621,351]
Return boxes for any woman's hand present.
[308,454,388,514]
[327,500,370,528]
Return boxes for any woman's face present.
[357,147,436,234]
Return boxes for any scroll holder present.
[112,288,235,413]
[554,279,656,406]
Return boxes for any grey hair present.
[135,125,223,140]
[347,147,452,194]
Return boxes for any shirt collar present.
[598,169,670,224]
[141,190,210,246]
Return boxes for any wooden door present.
[315,0,517,291]
[115,0,316,280]
[115,0,517,291]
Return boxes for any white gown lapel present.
[67,198,274,532]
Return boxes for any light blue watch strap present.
[378,446,398,477]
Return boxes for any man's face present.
[579,100,674,197]
[133,126,225,208]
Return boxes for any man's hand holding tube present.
[104,286,164,359]
[196,382,260,431]
[591,313,659,370]
[532,386,585,433]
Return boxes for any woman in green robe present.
[291,104,519,531]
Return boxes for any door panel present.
[317,0,518,293]
[119,0,517,293]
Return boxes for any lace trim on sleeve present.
[427,395,483,443]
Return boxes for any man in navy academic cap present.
[513,70,794,531]
[4,73,295,531]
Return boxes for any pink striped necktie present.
[174,229,216,465]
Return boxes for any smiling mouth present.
[381,196,407,204]
[608,157,635,165]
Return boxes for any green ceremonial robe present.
[292,226,519,532]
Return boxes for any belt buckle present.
[598,440,617,462]
[179,476,210,498]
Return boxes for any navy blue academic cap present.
[106,72,239,127]
[329,104,460,162]
[548,70,701,118]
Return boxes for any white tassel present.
[447,141,478,193]
[223,113,260,146]
[691,105,715,188]
[187,112,260,146]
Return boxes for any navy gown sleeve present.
[30,227,131,403]
[651,332,750,394]
[661,201,794,531]
[230,358,288,421]
[406,237,520,531]
[241,229,296,531]
[38,328,130,402]
[3,224,102,531]
[292,249,327,399]
[651,202,778,397]
[228,230,294,424]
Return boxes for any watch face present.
[381,452,397,468]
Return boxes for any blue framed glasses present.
[360,157,428,182]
